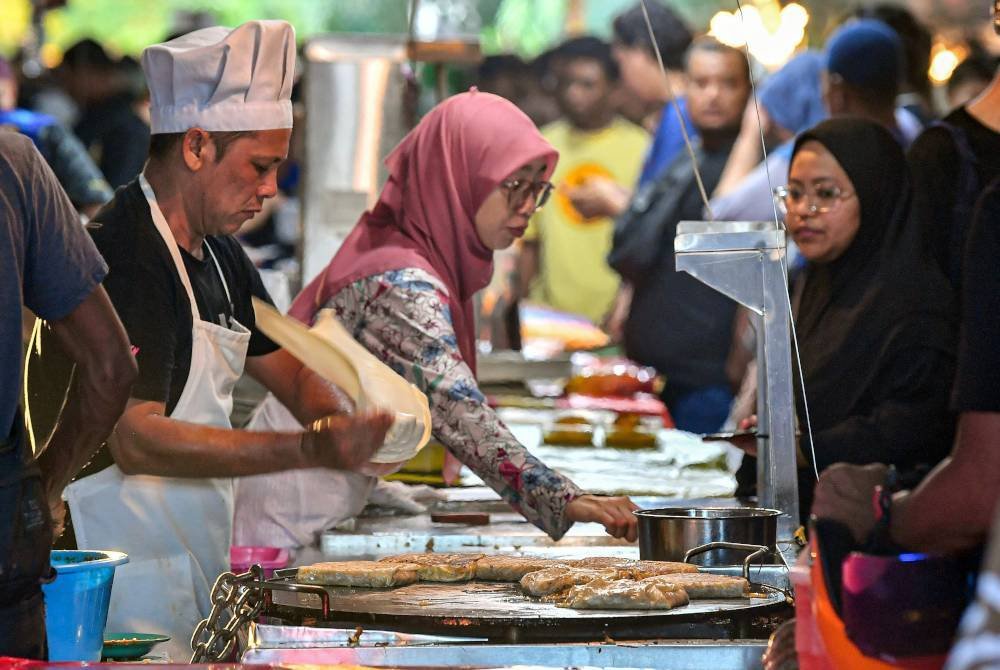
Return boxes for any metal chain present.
[190,564,266,663]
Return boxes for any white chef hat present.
[142,20,296,135]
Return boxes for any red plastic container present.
[229,546,290,578]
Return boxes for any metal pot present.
[636,507,780,566]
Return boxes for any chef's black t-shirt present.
[90,179,279,414]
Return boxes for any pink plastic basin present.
[229,546,290,578]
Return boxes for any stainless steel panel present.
[301,34,412,285]
[674,220,800,569]
[243,639,767,669]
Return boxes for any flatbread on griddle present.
[474,556,566,581]
[558,577,690,610]
[296,561,421,588]
[519,567,626,597]
[378,552,484,582]
[639,572,750,599]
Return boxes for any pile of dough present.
[297,561,421,588]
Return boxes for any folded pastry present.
[520,567,625,597]
[297,561,421,588]
[378,552,484,582]
[558,577,690,610]
[640,572,750,599]
[474,556,566,582]
[626,559,701,578]
[569,557,699,577]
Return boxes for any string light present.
[929,39,968,83]
[709,1,809,69]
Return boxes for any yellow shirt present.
[525,117,648,323]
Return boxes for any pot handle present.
[683,541,770,581]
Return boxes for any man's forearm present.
[246,348,353,427]
[35,370,128,496]
[891,413,1000,553]
[111,407,308,477]
[34,287,136,497]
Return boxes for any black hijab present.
[791,118,955,452]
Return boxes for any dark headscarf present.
[791,118,955,457]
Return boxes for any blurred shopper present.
[58,39,150,189]
[518,37,647,324]
[947,53,997,110]
[0,133,135,658]
[608,38,750,433]
[711,50,826,222]
[31,23,392,659]
[0,56,112,217]
[477,54,560,128]
[908,62,1000,291]
[287,91,639,545]
[612,0,695,190]
[560,1,694,225]
[740,119,956,520]
[854,4,935,127]
[823,19,914,146]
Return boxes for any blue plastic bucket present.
[42,550,129,661]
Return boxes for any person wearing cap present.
[822,18,916,147]
[41,21,392,658]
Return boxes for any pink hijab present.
[290,90,558,373]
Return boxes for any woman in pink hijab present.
[289,91,638,541]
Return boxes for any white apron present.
[65,175,250,661]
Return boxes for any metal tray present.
[261,572,789,643]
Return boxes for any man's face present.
[557,58,614,129]
[612,43,667,105]
[193,129,291,237]
[686,49,750,134]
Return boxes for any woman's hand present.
[566,494,640,542]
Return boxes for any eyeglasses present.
[501,178,553,213]
[772,184,853,216]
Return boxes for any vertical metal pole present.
[760,249,799,565]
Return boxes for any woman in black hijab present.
[738,118,956,520]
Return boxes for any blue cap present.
[759,50,827,136]
[825,19,903,91]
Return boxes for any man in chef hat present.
[49,21,392,659]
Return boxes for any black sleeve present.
[38,124,113,208]
[907,127,960,276]
[952,181,1000,412]
[809,346,955,471]
[92,226,178,404]
[607,177,680,283]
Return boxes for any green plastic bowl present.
[101,632,171,660]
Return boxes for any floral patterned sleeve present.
[327,268,583,539]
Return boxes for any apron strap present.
[139,173,235,325]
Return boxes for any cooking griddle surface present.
[266,578,787,641]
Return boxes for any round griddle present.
[262,575,789,642]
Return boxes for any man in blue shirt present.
[0,56,113,218]
[0,133,136,658]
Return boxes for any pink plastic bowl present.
[229,546,290,578]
